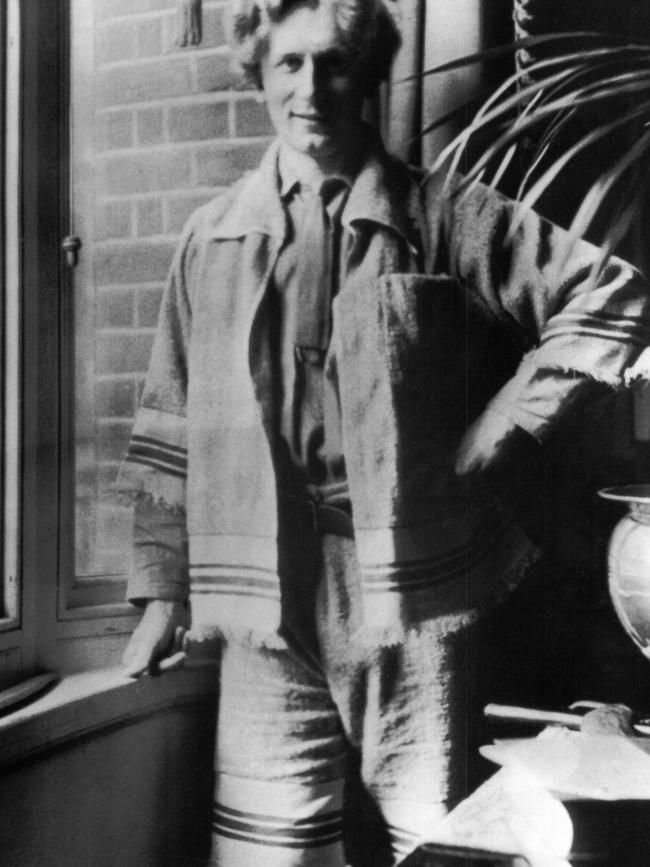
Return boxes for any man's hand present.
[455,408,535,478]
[122,599,188,678]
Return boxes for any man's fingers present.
[122,629,169,678]
[121,601,187,678]
[123,646,155,678]
[123,631,186,678]
[157,651,187,672]
[173,625,186,652]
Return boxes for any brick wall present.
[75,0,272,579]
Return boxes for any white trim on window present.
[1,0,20,634]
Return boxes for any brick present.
[165,192,218,233]
[137,107,165,145]
[97,287,135,327]
[137,16,164,57]
[96,22,137,65]
[195,141,269,186]
[97,0,173,21]
[96,201,132,241]
[95,240,176,284]
[162,3,224,52]
[200,5,227,49]
[96,379,138,418]
[137,286,164,327]
[97,332,155,376]
[97,110,134,151]
[136,198,164,236]
[102,150,192,195]
[98,58,193,106]
[168,101,229,142]
[235,98,275,137]
[196,53,246,93]
[95,420,135,461]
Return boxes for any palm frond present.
[564,125,650,260]
[406,32,633,81]
[429,51,629,177]
[423,32,650,264]
[507,101,650,238]
[516,107,579,196]
[435,69,650,194]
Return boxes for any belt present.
[281,492,355,539]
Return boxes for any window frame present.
[0,0,20,642]
[0,1,139,679]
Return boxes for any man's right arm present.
[121,497,189,677]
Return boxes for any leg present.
[211,637,349,867]
[317,535,496,866]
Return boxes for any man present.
[116,1,650,865]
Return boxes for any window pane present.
[68,0,268,611]
[70,0,134,604]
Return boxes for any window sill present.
[0,661,219,771]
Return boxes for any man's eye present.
[322,53,350,76]
[280,55,303,72]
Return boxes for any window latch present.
[62,235,82,269]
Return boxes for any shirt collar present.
[341,127,419,249]
[206,125,422,250]
[278,145,356,200]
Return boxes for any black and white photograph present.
[3,1,650,864]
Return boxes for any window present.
[0,0,272,679]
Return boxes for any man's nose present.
[296,58,326,103]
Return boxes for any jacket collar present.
[206,127,422,251]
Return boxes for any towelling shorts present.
[203,527,538,867]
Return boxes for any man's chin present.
[287,134,342,160]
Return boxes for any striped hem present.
[359,514,511,594]
[212,803,343,850]
[541,310,650,346]
[126,434,188,479]
[190,568,281,601]
[361,520,512,593]
[189,535,280,601]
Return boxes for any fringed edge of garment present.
[187,592,287,651]
[111,463,187,515]
[353,534,541,649]
[112,487,187,516]
[625,346,650,386]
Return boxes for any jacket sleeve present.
[114,213,196,602]
[127,497,189,605]
[426,171,650,441]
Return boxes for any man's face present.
[260,3,365,164]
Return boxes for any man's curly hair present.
[226,0,401,94]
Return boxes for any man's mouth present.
[291,112,328,123]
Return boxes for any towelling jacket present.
[116,135,650,646]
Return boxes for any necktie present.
[292,182,343,357]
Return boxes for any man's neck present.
[278,140,362,190]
